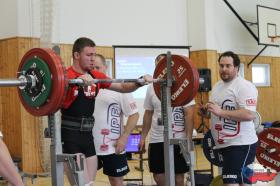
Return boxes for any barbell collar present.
[0,75,36,90]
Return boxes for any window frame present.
[252,63,271,87]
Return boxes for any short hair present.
[155,53,167,63]
[72,37,96,58]
[218,51,240,68]
[96,54,106,66]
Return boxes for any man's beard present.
[221,73,232,82]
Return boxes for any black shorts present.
[62,128,96,157]
[98,153,129,177]
[220,142,257,184]
[148,142,189,174]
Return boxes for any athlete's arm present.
[115,112,139,154]
[207,101,255,121]
[198,103,211,119]
[108,74,153,93]
[184,105,195,140]
[139,110,153,152]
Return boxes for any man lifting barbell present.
[199,51,258,186]
[60,37,152,186]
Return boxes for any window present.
[252,64,271,87]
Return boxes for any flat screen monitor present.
[125,133,141,153]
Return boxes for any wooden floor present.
[0,144,276,186]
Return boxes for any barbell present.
[0,48,205,116]
[202,111,280,174]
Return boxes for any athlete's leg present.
[153,173,165,186]
[84,155,98,185]
[108,176,124,186]
[175,173,185,186]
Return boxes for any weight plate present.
[202,130,224,167]
[256,128,280,172]
[20,57,52,107]
[18,48,67,116]
[153,55,199,107]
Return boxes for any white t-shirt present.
[210,76,258,149]
[0,130,2,138]
[144,84,195,143]
[93,89,138,155]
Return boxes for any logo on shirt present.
[107,103,121,135]
[172,107,185,137]
[83,85,96,98]
[246,98,257,106]
[129,102,137,110]
[223,174,237,179]
[214,99,240,143]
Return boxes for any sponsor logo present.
[246,99,257,106]
[223,174,237,179]
[116,166,128,173]
[129,102,137,110]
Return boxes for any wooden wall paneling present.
[205,50,219,85]
[254,57,274,122]
[18,38,44,172]
[96,46,114,59]
[190,50,218,131]
[0,40,4,132]
[59,44,73,68]
[240,55,279,122]
[96,46,115,77]
[0,39,8,135]
[0,37,44,172]
[204,50,219,131]
[272,57,280,122]
[1,38,22,159]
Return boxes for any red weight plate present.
[153,55,199,107]
[256,128,280,171]
[44,48,68,114]
[18,48,67,116]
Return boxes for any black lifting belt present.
[61,115,95,132]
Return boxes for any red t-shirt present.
[62,66,111,109]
